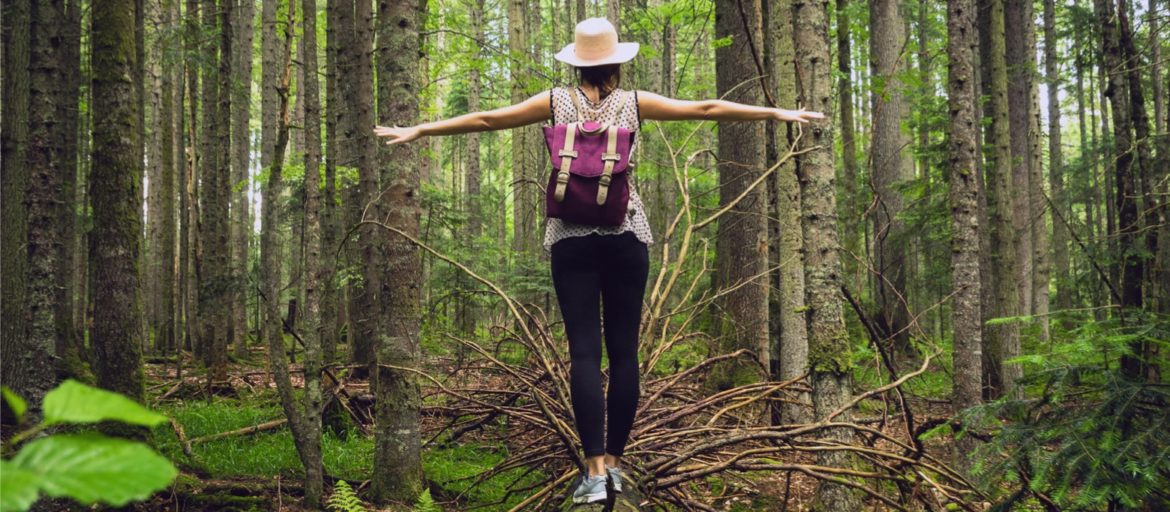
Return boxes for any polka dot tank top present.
[543,86,655,251]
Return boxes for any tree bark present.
[869,0,913,355]
[712,0,770,387]
[836,0,861,293]
[232,0,256,359]
[23,0,68,413]
[792,0,861,509]
[322,0,341,365]
[1004,0,1033,318]
[981,0,1022,399]
[508,0,536,260]
[946,0,983,472]
[2,0,41,413]
[458,0,485,337]
[765,0,808,423]
[371,0,424,504]
[197,0,232,381]
[1043,0,1069,318]
[91,0,146,401]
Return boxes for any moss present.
[808,333,853,374]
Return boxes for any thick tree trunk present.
[979,0,1022,398]
[371,0,424,504]
[23,0,67,412]
[56,0,82,371]
[91,0,146,400]
[792,0,861,509]
[182,0,200,354]
[712,0,770,387]
[232,0,255,359]
[869,0,913,355]
[946,0,983,472]
[2,0,41,412]
[765,0,808,423]
[197,0,231,381]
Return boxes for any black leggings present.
[551,231,649,458]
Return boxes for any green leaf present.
[2,386,27,424]
[9,433,178,507]
[0,460,40,512]
[42,380,166,427]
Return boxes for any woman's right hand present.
[373,124,423,145]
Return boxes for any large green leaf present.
[1,386,27,424]
[41,380,165,427]
[9,434,178,507]
[0,460,40,512]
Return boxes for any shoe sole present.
[572,490,607,504]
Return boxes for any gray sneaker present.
[606,466,624,494]
[571,473,608,504]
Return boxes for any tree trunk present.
[458,0,485,337]
[2,0,41,413]
[869,0,913,355]
[322,0,340,365]
[182,0,200,354]
[982,0,1022,399]
[1044,0,1069,318]
[508,0,535,260]
[197,0,231,381]
[946,0,983,472]
[792,0,861,509]
[1004,0,1033,318]
[711,0,769,387]
[765,0,808,423]
[371,0,424,504]
[232,0,256,359]
[836,0,861,293]
[91,0,146,400]
[23,0,68,413]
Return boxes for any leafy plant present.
[413,488,442,512]
[326,480,367,512]
[1,380,178,512]
[962,316,1170,510]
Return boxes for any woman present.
[375,17,823,505]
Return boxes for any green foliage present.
[326,480,367,512]
[963,316,1170,510]
[1,381,178,512]
[154,397,373,481]
[413,488,442,512]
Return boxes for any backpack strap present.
[553,123,579,202]
[569,87,586,123]
[597,125,621,205]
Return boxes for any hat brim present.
[554,42,639,67]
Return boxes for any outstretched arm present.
[636,90,824,123]
[374,90,552,145]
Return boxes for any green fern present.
[326,480,367,512]
[413,488,442,512]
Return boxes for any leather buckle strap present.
[554,123,579,202]
[596,125,620,205]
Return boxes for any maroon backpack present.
[542,88,636,227]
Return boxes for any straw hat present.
[554,18,639,67]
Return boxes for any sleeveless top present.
[543,86,655,250]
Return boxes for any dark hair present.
[575,64,622,98]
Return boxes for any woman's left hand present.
[373,124,423,145]
[773,108,825,123]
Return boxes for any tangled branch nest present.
[367,118,985,511]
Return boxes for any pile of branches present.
[369,120,984,511]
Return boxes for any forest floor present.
[135,345,955,512]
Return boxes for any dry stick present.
[187,418,289,445]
